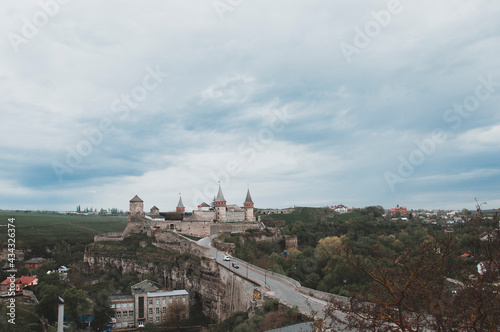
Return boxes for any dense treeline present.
[231,206,500,330]
[233,207,491,297]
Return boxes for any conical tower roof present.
[215,184,226,202]
[244,189,254,204]
[130,195,143,202]
[177,196,185,208]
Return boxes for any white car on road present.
[223,255,231,261]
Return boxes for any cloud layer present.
[1,0,499,211]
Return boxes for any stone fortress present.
[123,185,260,238]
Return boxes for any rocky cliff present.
[84,240,251,320]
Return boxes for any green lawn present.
[0,212,127,247]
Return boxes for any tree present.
[63,287,90,328]
[315,236,345,263]
[36,284,60,324]
[320,207,500,331]
[91,291,115,330]
[166,300,188,328]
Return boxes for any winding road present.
[197,235,348,329]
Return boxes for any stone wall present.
[211,237,236,256]
[153,230,210,257]
[94,232,124,242]
[210,222,259,235]
[240,228,282,244]
[218,262,260,313]
[176,221,211,238]
[225,211,245,222]
[122,216,152,236]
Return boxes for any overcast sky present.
[1,0,499,212]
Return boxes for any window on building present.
[162,307,166,313]
[162,299,166,305]
[149,318,153,322]
[156,299,160,305]
[149,308,153,315]
[111,304,115,308]
[139,296,145,319]
[149,299,153,305]
[123,311,127,317]
[117,303,121,308]
[116,312,121,318]
[156,317,159,322]
[129,310,133,317]
[156,308,159,314]
[169,299,172,303]
[117,322,122,327]
[182,297,186,302]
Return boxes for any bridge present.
[197,235,349,328]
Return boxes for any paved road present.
[197,235,348,328]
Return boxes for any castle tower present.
[243,188,255,221]
[214,184,227,222]
[176,195,185,213]
[150,206,159,215]
[129,195,145,216]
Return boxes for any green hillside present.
[0,212,127,247]
[258,207,364,226]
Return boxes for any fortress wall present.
[226,211,245,222]
[177,221,211,238]
[153,230,210,257]
[94,232,124,242]
[191,210,216,220]
[210,223,259,235]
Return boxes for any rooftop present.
[147,290,189,298]
[131,279,165,293]
[109,294,135,302]
[130,195,143,203]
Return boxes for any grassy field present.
[0,211,127,248]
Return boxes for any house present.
[110,294,135,329]
[389,205,408,216]
[334,205,348,213]
[58,266,70,276]
[0,276,38,296]
[24,257,47,269]
[477,261,499,276]
[130,280,189,328]
[197,202,211,211]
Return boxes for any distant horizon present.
[0,201,492,214]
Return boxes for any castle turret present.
[214,184,227,222]
[243,189,255,221]
[129,195,145,216]
[150,205,159,215]
[176,196,185,213]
